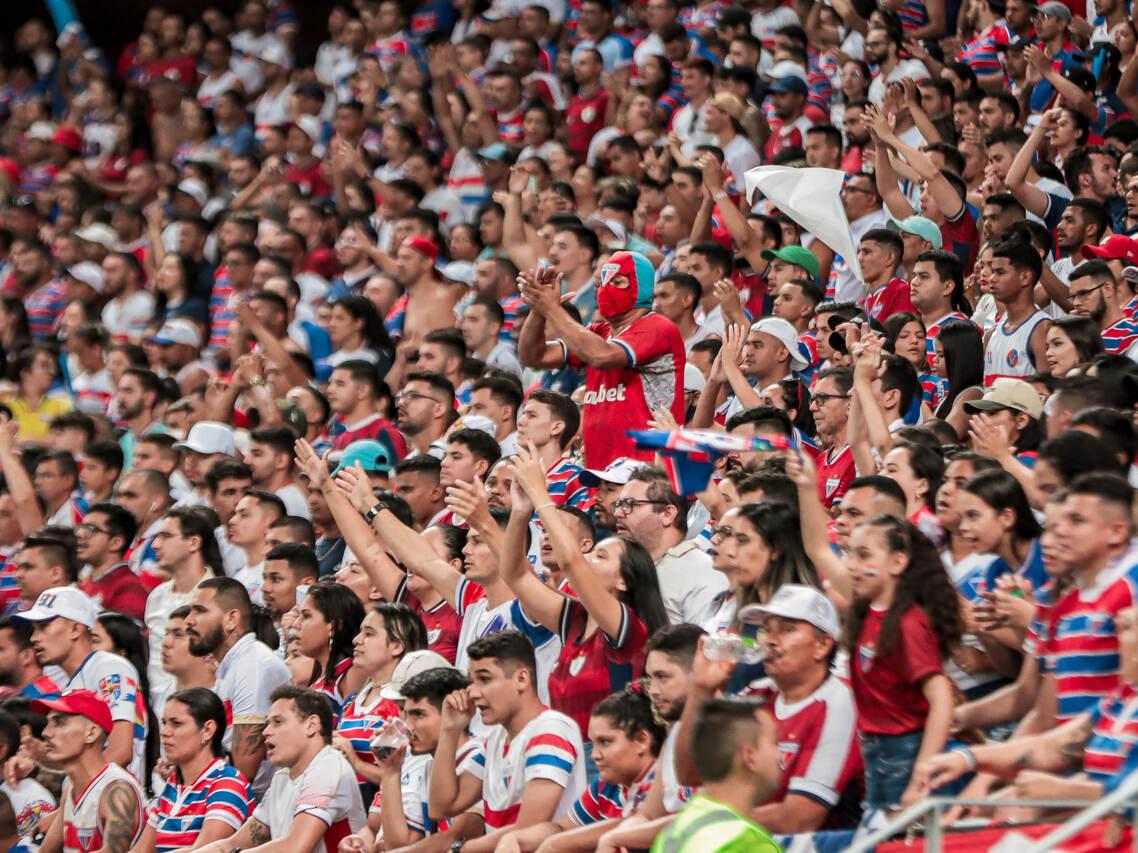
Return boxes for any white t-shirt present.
[233,560,266,605]
[68,651,148,782]
[253,745,365,843]
[868,59,931,105]
[144,579,202,705]
[101,292,155,342]
[659,723,692,814]
[216,632,292,794]
[2,777,55,841]
[468,709,586,830]
[718,135,762,194]
[750,6,801,43]
[275,483,310,519]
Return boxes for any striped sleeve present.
[454,576,486,616]
[203,774,252,829]
[510,599,557,649]
[569,779,623,826]
[522,720,579,786]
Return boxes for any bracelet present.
[951,744,978,772]
[712,190,728,200]
[534,502,556,512]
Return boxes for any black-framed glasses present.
[612,498,667,515]
[1068,282,1108,302]
[395,391,438,405]
[810,392,850,406]
[77,523,111,536]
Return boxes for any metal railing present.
[845,773,1138,853]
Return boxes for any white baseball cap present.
[380,650,457,700]
[175,178,209,207]
[684,362,706,394]
[738,584,841,640]
[149,318,202,348]
[26,121,57,141]
[749,317,808,372]
[74,223,118,250]
[259,41,293,69]
[174,421,236,456]
[293,114,322,144]
[18,587,98,629]
[65,261,105,293]
[579,457,648,488]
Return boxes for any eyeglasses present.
[611,498,667,515]
[395,391,439,405]
[78,523,111,536]
[809,392,850,406]
[1068,281,1108,302]
[841,184,875,195]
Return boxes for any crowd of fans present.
[1,0,1138,850]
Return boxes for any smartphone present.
[295,584,310,609]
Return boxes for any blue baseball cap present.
[333,440,393,476]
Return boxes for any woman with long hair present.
[294,581,366,709]
[0,296,32,377]
[93,612,161,793]
[1043,316,1104,377]
[154,252,209,326]
[333,602,427,793]
[707,501,820,634]
[321,294,394,377]
[880,440,945,542]
[934,319,986,427]
[133,688,252,853]
[956,468,1046,593]
[844,516,963,811]
[885,311,947,414]
[504,444,668,766]
[2,345,73,444]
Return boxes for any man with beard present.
[519,251,685,469]
[172,421,237,508]
[100,252,154,343]
[395,372,454,457]
[12,239,64,340]
[391,455,446,530]
[1048,198,1111,292]
[1067,261,1138,357]
[389,236,466,351]
[0,616,58,700]
[185,576,291,795]
[325,361,406,459]
[594,624,704,852]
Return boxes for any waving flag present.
[627,429,794,495]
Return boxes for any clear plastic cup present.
[703,632,766,664]
[369,717,412,760]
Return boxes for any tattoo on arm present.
[232,723,267,757]
[99,781,139,853]
[248,818,271,845]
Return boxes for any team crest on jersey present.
[427,629,441,646]
[858,643,876,673]
[826,478,841,497]
[77,827,97,851]
[778,740,799,771]
[1006,349,1020,368]
[569,654,586,676]
[98,673,122,701]
[581,106,596,124]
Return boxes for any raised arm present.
[520,270,630,370]
[496,492,565,633]
[517,267,571,370]
[1006,116,1054,218]
[512,443,627,640]
[428,690,483,821]
[0,423,43,534]
[867,107,916,219]
[335,464,463,605]
[785,450,852,605]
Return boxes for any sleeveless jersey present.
[983,310,1048,386]
[62,763,144,853]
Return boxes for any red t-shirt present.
[864,277,915,324]
[850,605,944,735]
[285,157,332,199]
[396,579,463,665]
[545,599,648,738]
[743,675,864,825]
[816,444,855,509]
[566,90,610,160]
[304,245,338,280]
[566,313,686,469]
[80,563,149,622]
[941,208,980,275]
[330,414,408,461]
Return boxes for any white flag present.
[743,166,864,282]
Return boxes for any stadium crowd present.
[2,0,1138,850]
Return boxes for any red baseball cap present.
[32,689,113,733]
[401,235,439,261]
[1081,234,1138,265]
[51,126,82,154]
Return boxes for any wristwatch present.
[449,840,466,853]
[364,501,388,524]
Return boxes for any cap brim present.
[148,336,176,345]
[14,606,58,622]
[378,682,404,700]
[963,399,1014,413]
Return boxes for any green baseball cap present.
[333,440,393,476]
[887,216,943,250]
[761,245,820,281]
